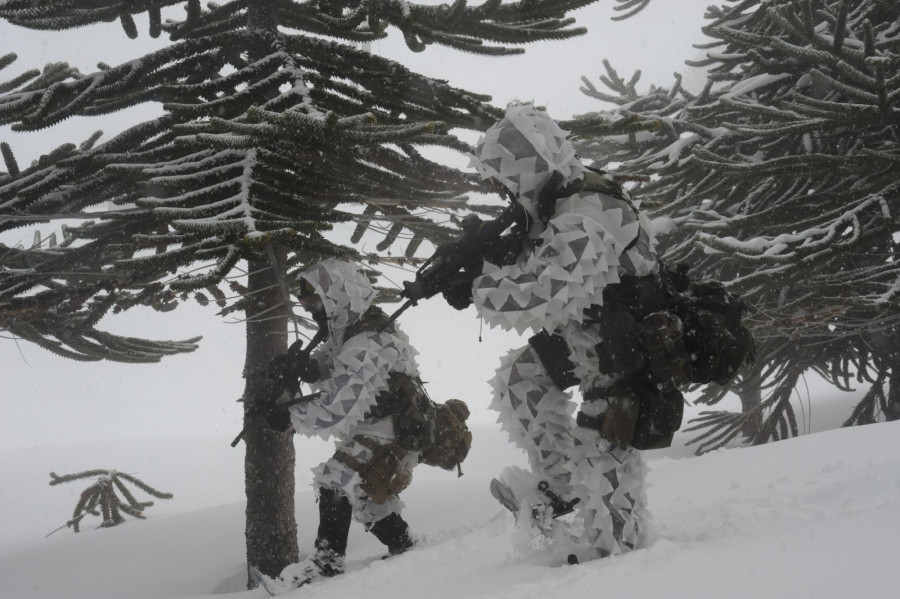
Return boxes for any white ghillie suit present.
[288,259,421,525]
[470,103,658,562]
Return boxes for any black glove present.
[265,405,293,432]
[295,356,321,384]
[267,352,321,390]
[442,279,475,310]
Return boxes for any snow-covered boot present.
[368,512,415,556]
[253,488,352,595]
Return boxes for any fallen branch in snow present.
[46,469,173,536]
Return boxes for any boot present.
[312,487,352,576]
[255,488,352,595]
[368,512,414,556]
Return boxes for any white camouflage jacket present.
[288,259,420,440]
[469,103,659,385]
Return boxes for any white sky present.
[1,1,729,452]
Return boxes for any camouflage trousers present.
[490,344,650,561]
[311,436,419,526]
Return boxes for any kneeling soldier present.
[258,259,471,594]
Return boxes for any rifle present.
[384,193,527,329]
[230,326,328,447]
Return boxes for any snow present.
[721,73,792,99]
[2,419,899,599]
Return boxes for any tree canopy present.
[1,0,610,581]
[570,0,900,451]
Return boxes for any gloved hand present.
[267,352,321,390]
[442,279,474,310]
[265,406,293,432]
[295,355,321,384]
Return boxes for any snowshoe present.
[490,478,583,567]
[490,477,521,515]
[249,565,283,597]
[490,478,580,521]
[249,549,344,596]
[536,481,580,519]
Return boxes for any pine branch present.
[47,468,173,535]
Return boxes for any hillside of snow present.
[2,420,899,599]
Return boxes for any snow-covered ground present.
[2,419,899,599]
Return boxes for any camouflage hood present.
[296,259,375,344]
[468,102,584,222]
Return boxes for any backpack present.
[661,263,756,387]
[335,437,412,504]
[418,399,473,475]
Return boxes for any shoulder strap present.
[580,167,636,207]
[343,305,391,341]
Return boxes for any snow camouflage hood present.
[290,259,420,450]
[296,259,375,342]
[469,102,584,222]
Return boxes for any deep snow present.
[2,419,899,599]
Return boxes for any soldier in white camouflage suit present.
[258,259,433,593]
[457,103,663,564]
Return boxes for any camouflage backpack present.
[418,399,473,475]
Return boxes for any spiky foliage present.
[1,0,603,580]
[47,469,173,534]
[611,0,653,21]
[0,0,601,358]
[570,0,900,452]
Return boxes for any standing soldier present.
[404,102,701,564]
[256,259,471,593]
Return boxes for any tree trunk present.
[886,356,900,422]
[738,380,763,439]
[242,252,298,586]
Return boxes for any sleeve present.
[471,192,641,335]
[289,331,419,439]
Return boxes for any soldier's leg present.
[567,427,650,562]
[314,438,418,555]
[264,449,360,592]
[367,512,415,556]
[311,487,352,575]
[490,345,649,562]
[490,344,578,492]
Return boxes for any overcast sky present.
[0,1,719,452]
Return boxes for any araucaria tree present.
[0,0,601,583]
[569,0,900,452]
